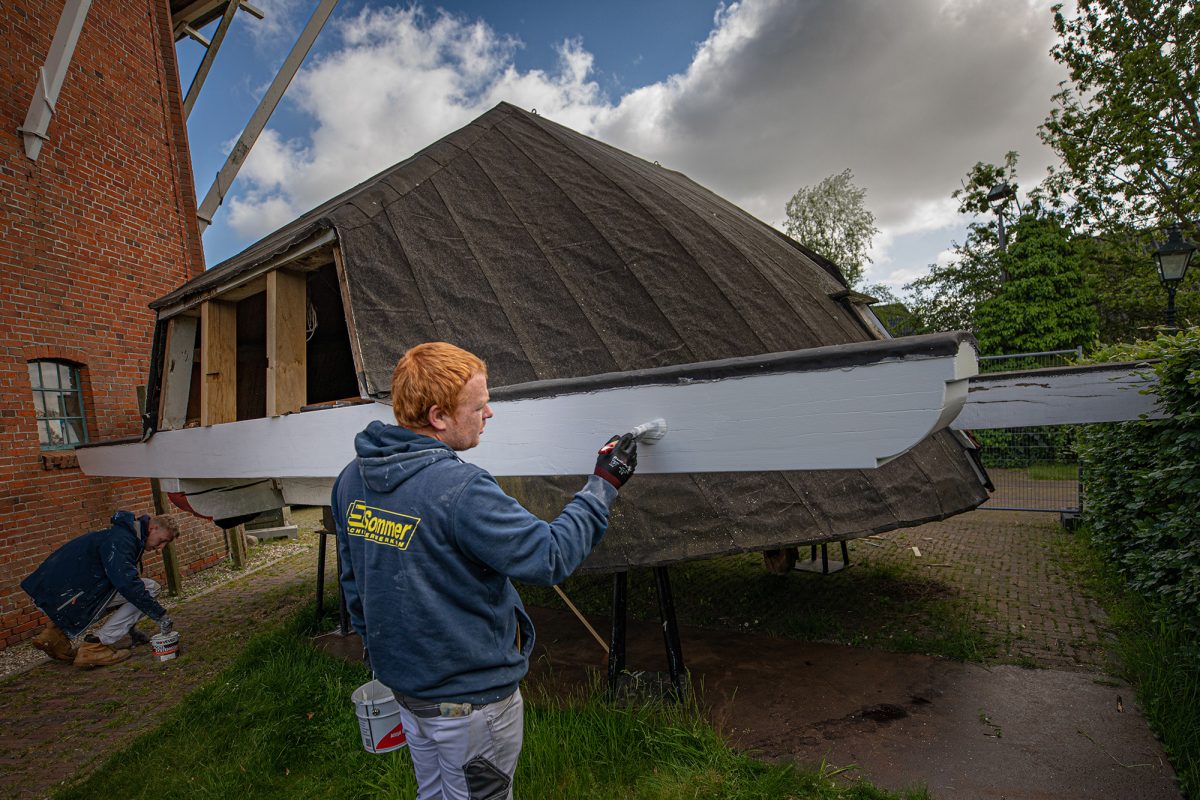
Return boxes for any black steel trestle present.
[794,540,851,574]
[606,566,688,701]
[315,506,350,634]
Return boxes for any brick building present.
[0,1,228,648]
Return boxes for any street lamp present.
[1152,225,1196,332]
[987,182,1016,252]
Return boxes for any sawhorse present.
[607,566,688,701]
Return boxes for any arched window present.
[28,360,89,449]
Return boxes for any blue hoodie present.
[333,420,617,705]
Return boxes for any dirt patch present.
[522,605,1181,800]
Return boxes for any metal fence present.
[974,349,1083,513]
[977,347,1082,374]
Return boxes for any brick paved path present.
[0,544,330,800]
[858,509,1109,669]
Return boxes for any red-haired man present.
[334,342,636,800]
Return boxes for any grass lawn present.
[520,553,995,663]
[1025,463,1078,481]
[55,606,928,800]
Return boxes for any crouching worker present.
[335,342,637,800]
[22,511,178,668]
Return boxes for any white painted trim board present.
[78,344,974,480]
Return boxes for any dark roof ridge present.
[152,102,525,310]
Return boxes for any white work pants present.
[400,688,523,800]
[94,577,160,645]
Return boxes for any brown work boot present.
[31,621,76,662]
[73,636,131,669]
[111,628,149,650]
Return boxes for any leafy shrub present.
[1078,329,1200,630]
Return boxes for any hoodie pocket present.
[514,605,534,658]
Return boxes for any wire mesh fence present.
[973,349,1083,513]
[977,347,1083,374]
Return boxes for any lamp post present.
[1152,225,1196,333]
[986,183,1016,252]
[987,183,1016,284]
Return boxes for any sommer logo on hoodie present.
[346,500,421,550]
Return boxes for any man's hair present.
[149,514,181,539]
[391,342,487,429]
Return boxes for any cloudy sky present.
[178,0,1069,295]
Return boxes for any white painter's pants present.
[401,688,523,800]
[95,578,160,645]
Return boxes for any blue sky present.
[177,0,1066,296]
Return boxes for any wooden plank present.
[150,477,183,595]
[266,269,308,416]
[952,362,1162,430]
[332,244,368,397]
[159,315,199,431]
[200,300,237,425]
[227,524,248,569]
[77,333,976,480]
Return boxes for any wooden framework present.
[265,269,307,416]
[159,315,198,430]
[200,300,236,425]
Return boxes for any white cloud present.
[217,0,1068,276]
[242,0,309,45]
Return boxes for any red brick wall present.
[0,1,226,647]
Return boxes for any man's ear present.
[426,404,449,432]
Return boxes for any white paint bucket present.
[150,631,180,662]
[352,679,407,753]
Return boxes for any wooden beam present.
[952,362,1162,429]
[19,0,92,160]
[196,0,339,232]
[159,315,199,431]
[227,524,248,569]
[182,0,240,119]
[332,244,369,396]
[266,270,307,416]
[200,300,237,425]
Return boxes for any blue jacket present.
[333,421,616,705]
[21,511,166,638]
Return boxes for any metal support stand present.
[336,543,349,636]
[315,506,348,634]
[606,572,627,690]
[653,566,687,697]
[315,528,328,626]
[794,540,851,574]
[607,567,688,701]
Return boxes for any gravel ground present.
[0,508,324,681]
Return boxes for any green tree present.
[1078,233,1200,340]
[905,224,1002,333]
[973,215,1099,354]
[905,156,1018,333]
[783,169,879,287]
[1039,0,1200,241]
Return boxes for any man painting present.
[334,342,636,799]
[22,511,178,668]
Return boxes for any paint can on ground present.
[150,631,180,662]
[352,679,407,753]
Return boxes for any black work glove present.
[157,615,174,635]
[594,433,638,489]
